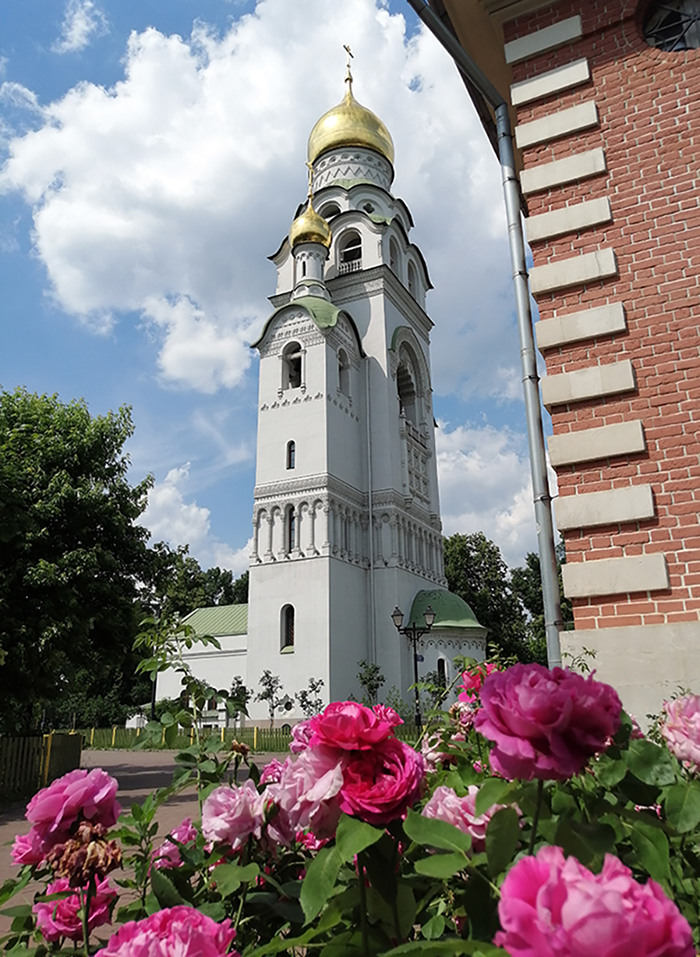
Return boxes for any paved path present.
[0,748,282,935]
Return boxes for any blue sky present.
[0,0,550,573]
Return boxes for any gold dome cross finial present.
[305,160,314,199]
[343,44,354,89]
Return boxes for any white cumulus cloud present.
[53,0,109,54]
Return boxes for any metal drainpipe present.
[407,0,563,668]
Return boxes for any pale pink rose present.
[661,695,700,770]
[422,785,515,853]
[421,732,466,772]
[95,905,237,957]
[495,845,694,957]
[289,720,313,754]
[26,768,121,850]
[34,877,115,943]
[309,701,397,751]
[151,818,197,869]
[458,662,499,703]
[260,759,286,785]
[338,737,425,826]
[266,747,346,841]
[11,829,46,866]
[202,780,265,851]
[630,714,645,740]
[474,664,622,781]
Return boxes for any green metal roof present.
[250,296,340,349]
[182,604,248,637]
[408,589,486,634]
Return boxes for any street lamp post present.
[391,605,435,727]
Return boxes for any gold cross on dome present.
[343,44,354,85]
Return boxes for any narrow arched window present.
[407,261,418,298]
[320,203,340,219]
[286,440,296,470]
[338,349,350,396]
[389,238,399,274]
[339,232,362,273]
[286,507,296,554]
[437,658,447,689]
[281,605,295,651]
[282,341,302,390]
[397,362,417,425]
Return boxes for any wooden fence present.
[0,732,82,801]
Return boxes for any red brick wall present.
[506,1,700,629]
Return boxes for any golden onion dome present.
[307,73,394,166]
[289,193,332,249]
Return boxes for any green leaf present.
[395,883,417,940]
[485,807,521,876]
[211,861,259,897]
[630,821,670,881]
[335,814,383,862]
[475,778,511,816]
[625,740,676,787]
[403,809,472,854]
[421,914,446,940]
[664,783,700,833]
[300,845,342,923]
[0,905,33,918]
[150,867,186,908]
[160,711,175,727]
[595,754,628,788]
[381,941,507,956]
[555,819,616,870]
[414,851,466,878]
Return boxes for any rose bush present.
[96,906,237,957]
[422,784,513,852]
[660,693,700,770]
[33,877,116,943]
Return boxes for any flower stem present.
[528,779,544,855]
[357,854,370,957]
[80,877,95,956]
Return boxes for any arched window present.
[643,1,700,50]
[282,341,302,390]
[285,507,296,554]
[320,202,340,219]
[338,348,350,396]
[397,361,417,425]
[437,658,447,689]
[286,440,296,470]
[339,232,362,273]
[389,238,400,275]
[281,605,295,651]
[407,261,418,298]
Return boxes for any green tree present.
[296,677,324,718]
[256,670,284,729]
[142,543,248,619]
[0,388,152,732]
[356,659,385,706]
[511,541,573,650]
[443,531,544,664]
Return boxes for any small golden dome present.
[289,193,332,249]
[307,74,394,166]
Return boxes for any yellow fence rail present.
[0,732,82,801]
[71,725,293,753]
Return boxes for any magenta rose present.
[309,701,397,751]
[660,694,700,770]
[422,785,515,853]
[202,780,265,851]
[458,662,499,703]
[26,768,121,850]
[11,829,46,866]
[338,737,425,826]
[266,747,346,842]
[96,905,237,957]
[260,758,286,785]
[495,845,694,957]
[151,817,198,870]
[474,664,622,781]
[289,719,313,754]
[34,877,115,943]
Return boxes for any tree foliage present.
[0,388,152,732]
[142,544,248,619]
[510,541,573,647]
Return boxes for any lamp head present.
[391,606,404,630]
[423,605,436,629]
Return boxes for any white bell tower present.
[245,66,483,721]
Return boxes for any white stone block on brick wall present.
[521,148,607,195]
[541,359,635,410]
[536,302,627,350]
[511,58,591,105]
[526,197,612,243]
[548,420,645,467]
[530,248,617,295]
[505,15,583,64]
[554,484,655,530]
[562,553,669,598]
[516,101,599,149]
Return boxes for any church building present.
[158,66,487,724]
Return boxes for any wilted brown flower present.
[230,740,250,758]
[46,821,122,887]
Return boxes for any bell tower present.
[245,64,485,721]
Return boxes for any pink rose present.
[338,737,425,826]
[95,905,237,957]
[661,695,700,770]
[34,877,115,943]
[458,662,499,703]
[260,759,286,785]
[11,829,46,866]
[309,701,397,751]
[152,818,197,869]
[495,845,694,957]
[289,720,313,754]
[26,768,121,850]
[422,785,515,853]
[266,747,346,841]
[474,664,622,781]
[372,704,403,729]
[202,780,265,851]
